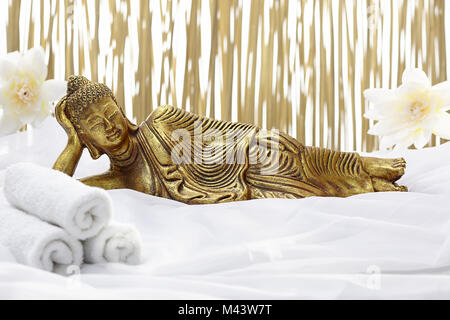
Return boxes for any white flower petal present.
[22,47,47,82]
[379,135,399,150]
[0,113,22,137]
[0,87,6,105]
[413,130,430,149]
[364,109,383,120]
[364,100,403,120]
[0,56,17,82]
[432,113,450,140]
[363,88,395,105]
[401,68,431,88]
[395,82,428,97]
[31,105,52,127]
[41,79,67,102]
[379,130,413,150]
[368,119,410,136]
[431,81,450,109]
[393,138,414,151]
[432,80,450,91]
[17,105,41,124]
[391,130,418,150]
[5,51,21,61]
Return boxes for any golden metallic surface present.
[53,77,407,204]
[2,0,448,153]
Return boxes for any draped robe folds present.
[136,105,374,204]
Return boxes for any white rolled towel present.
[4,162,112,240]
[84,223,142,265]
[0,204,83,273]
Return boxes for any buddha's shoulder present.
[141,105,259,138]
[143,105,197,126]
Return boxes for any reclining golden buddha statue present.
[53,76,407,204]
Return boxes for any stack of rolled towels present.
[0,163,142,274]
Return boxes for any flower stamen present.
[17,85,34,104]
[408,101,427,122]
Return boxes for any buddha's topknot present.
[65,75,117,126]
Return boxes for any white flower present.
[0,47,66,136]
[364,68,450,150]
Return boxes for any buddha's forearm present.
[53,140,83,177]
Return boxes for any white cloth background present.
[2,118,450,299]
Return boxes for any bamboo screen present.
[1,0,449,152]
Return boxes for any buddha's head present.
[63,76,138,159]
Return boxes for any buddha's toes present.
[395,184,408,192]
[387,158,407,181]
[393,157,407,169]
[361,156,406,182]
[371,177,408,192]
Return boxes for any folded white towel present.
[0,204,83,273]
[4,162,112,240]
[84,223,142,265]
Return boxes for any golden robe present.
[136,105,374,204]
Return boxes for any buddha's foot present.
[361,156,406,182]
[371,177,408,192]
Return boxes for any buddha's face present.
[77,97,129,153]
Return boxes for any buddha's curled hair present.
[65,75,118,125]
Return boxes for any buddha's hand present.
[55,97,82,149]
[53,97,83,175]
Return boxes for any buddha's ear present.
[84,141,102,160]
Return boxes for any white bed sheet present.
[2,118,450,299]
